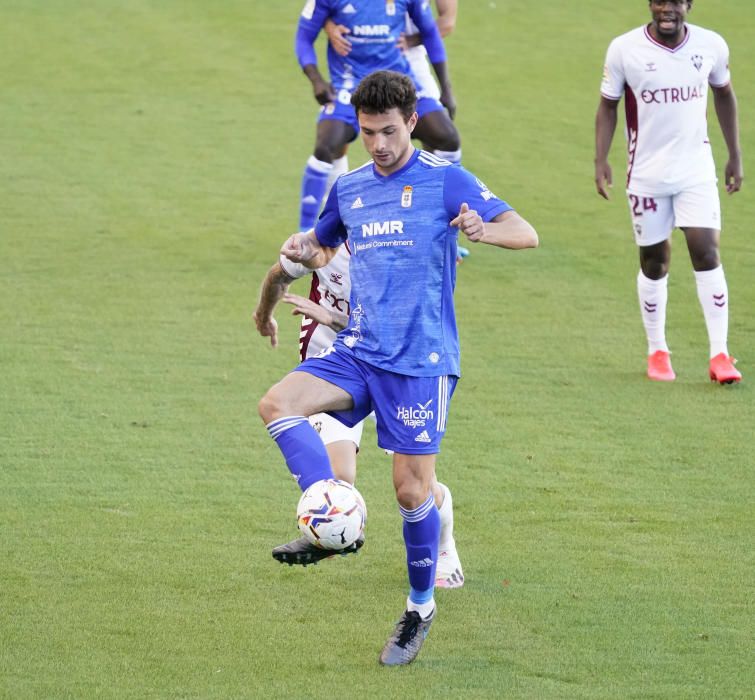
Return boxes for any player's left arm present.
[451,206,538,250]
[711,83,743,194]
[445,166,538,249]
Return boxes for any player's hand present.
[451,202,485,242]
[396,32,421,52]
[281,233,312,264]
[595,160,613,199]
[724,156,743,194]
[325,21,352,56]
[439,87,456,120]
[283,293,333,326]
[252,310,279,348]
[312,77,336,106]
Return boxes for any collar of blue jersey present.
[372,147,420,181]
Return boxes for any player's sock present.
[300,156,333,230]
[694,265,729,358]
[401,493,439,618]
[436,482,454,549]
[266,416,334,491]
[637,270,670,354]
[434,148,461,165]
[325,155,349,196]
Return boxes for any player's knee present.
[313,143,337,163]
[691,249,721,271]
[394,481,431,511]
[426,127,460,152]
[258,388,284,424]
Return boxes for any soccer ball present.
[296,479,366,550]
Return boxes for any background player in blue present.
[259,70,538,666]
[295,0,461,230]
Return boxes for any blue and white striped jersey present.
[315,149,512,377]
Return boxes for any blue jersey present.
[315,150,512,377]
[296,0,445,93]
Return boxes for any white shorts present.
[405,46,441,101]
[626,181,721,246]
[309,412,364,448]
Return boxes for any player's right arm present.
[253,262,298,348]
[295,0,336,105]
[595,39,624,200]
[594,96,619,199]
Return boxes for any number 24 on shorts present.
[629,194,658,216]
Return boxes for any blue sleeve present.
[294,0,331,68]
[443,166,513,221]
[315,180,348,247]
[407,0,446,64]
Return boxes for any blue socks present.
[401,493,439,614]
[266,416,334,491]
[300,156,333,230]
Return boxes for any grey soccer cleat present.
[272,534,364,567]
[379,608,435,666]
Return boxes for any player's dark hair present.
[351,70,417,121]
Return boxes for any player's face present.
[649,0,690,44]
[358,108,418,176]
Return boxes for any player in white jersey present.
[399,0,457,102]
[253,245,465,588]
[595,0,743,384]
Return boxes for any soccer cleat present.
[379,608,435,666]
[647,350,675,381]
[272,534,364,567]
[709,353,742,384]
[435,544,464,589]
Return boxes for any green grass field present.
[1,1,753,697]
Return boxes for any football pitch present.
[1,0,753,697]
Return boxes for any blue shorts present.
[293,345,457,455]
[318,93,446,137]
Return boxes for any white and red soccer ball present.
[296,479,366,550]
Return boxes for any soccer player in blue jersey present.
[295,0,461,231]
[259,70,538,666]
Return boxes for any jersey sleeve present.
[294,0,330,68]
[443,166,513,222]
[709,32,731,88]
[314,180,348,248]
[279,254,309,280]
[407,0,446,64]
[600,38,625,100]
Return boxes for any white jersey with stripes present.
[279,245,351,361]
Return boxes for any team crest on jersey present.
[401,186,413,208]
[691,54,703,71]
[385,0,396,16]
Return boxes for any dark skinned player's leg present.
[638,239,675,380]
[681,226,740,382]
[300,119,356,230]
[412,110,460,155]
